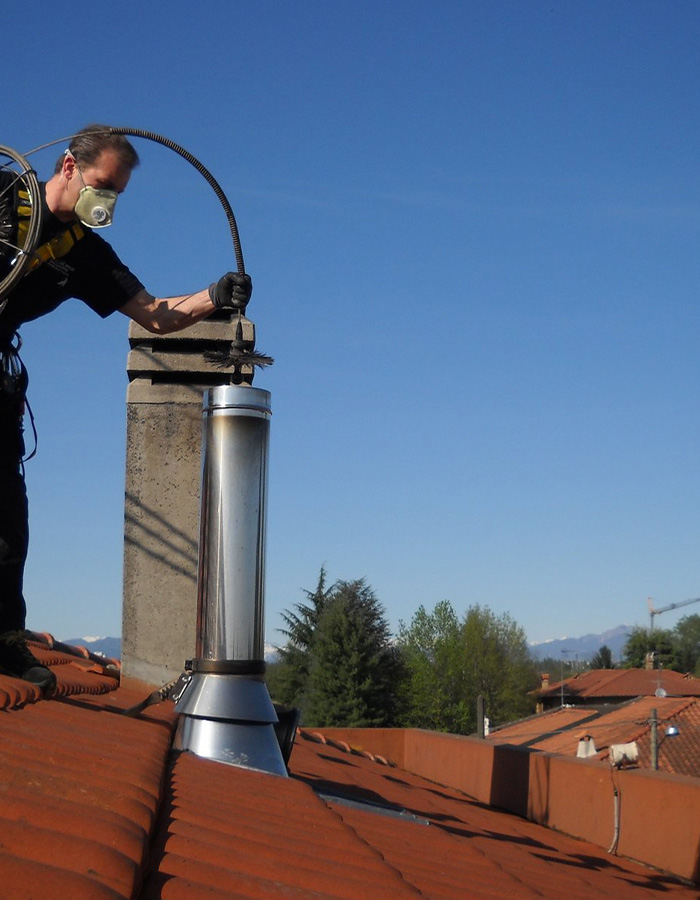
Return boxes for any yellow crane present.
[648,595,700,631]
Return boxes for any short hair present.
[55,124,140,173]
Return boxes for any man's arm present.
[118,287,215,334]
[118,273,252,335]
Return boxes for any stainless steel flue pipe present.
[173,385,287,776]
[196,384,269,662]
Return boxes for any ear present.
[62,151,77,180]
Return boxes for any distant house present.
[489,671,700,779]
[535,667,700,710]
[489,694,700,778]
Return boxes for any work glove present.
[208,272,252,311]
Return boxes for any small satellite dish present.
[655,687,667,698]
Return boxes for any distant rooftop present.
[537,666,700,704]
[491,695,700,778]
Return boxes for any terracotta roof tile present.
[634,699,700,777]
[0,788,146,866]
[143,751,419,900]
[539,668,700,700]
[489,707,598,746]
[0,854,129,900]
[0,675,40,707]
[0,644,174,899]
[0,819,140,896]
[28,631,121,670]
[489,695,700,776]
[290,730,692,900]
[0,641,699,899]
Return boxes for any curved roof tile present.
[0,640,697,899]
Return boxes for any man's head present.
[48,125,139,225]
[54,125,139,174]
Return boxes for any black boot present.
[0,630,56,694]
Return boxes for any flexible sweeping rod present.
[18,127,246,273]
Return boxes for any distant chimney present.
[540,672,550,689]
[576,734,597,758]
[645,651,655,670]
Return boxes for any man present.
[0,124,251,693]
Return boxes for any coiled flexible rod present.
[107,127,245,274]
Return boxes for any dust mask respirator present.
[67,152,118,228]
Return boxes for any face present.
[56,149,132,222]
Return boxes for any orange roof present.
[489,695,700,777]
[1,636,699,899]
[538,667,700,699]
[489,706,598,747]
[635,699,700,778]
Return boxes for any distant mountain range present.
[64,636,122,659]
[528,624,632,664]
[63,636,282,663]
[65,630,632,666]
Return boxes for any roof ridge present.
[300,728,395,766]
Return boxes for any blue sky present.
[5,0,700,646]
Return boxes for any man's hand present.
[208,272,253,311]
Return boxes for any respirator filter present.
[74,185,117,229]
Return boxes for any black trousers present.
[0,350,29,634]
[0,457,28,633]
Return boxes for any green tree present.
[673,614,700,675]
[304,584,399,727]
[537,657,578,681]
[273,566,333,709]
[274,570,400,726]
[462,606,536,728]
[397,601,536,734]
[622,627,677,670]
[395,600,465,731]
[590,645,615,669]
